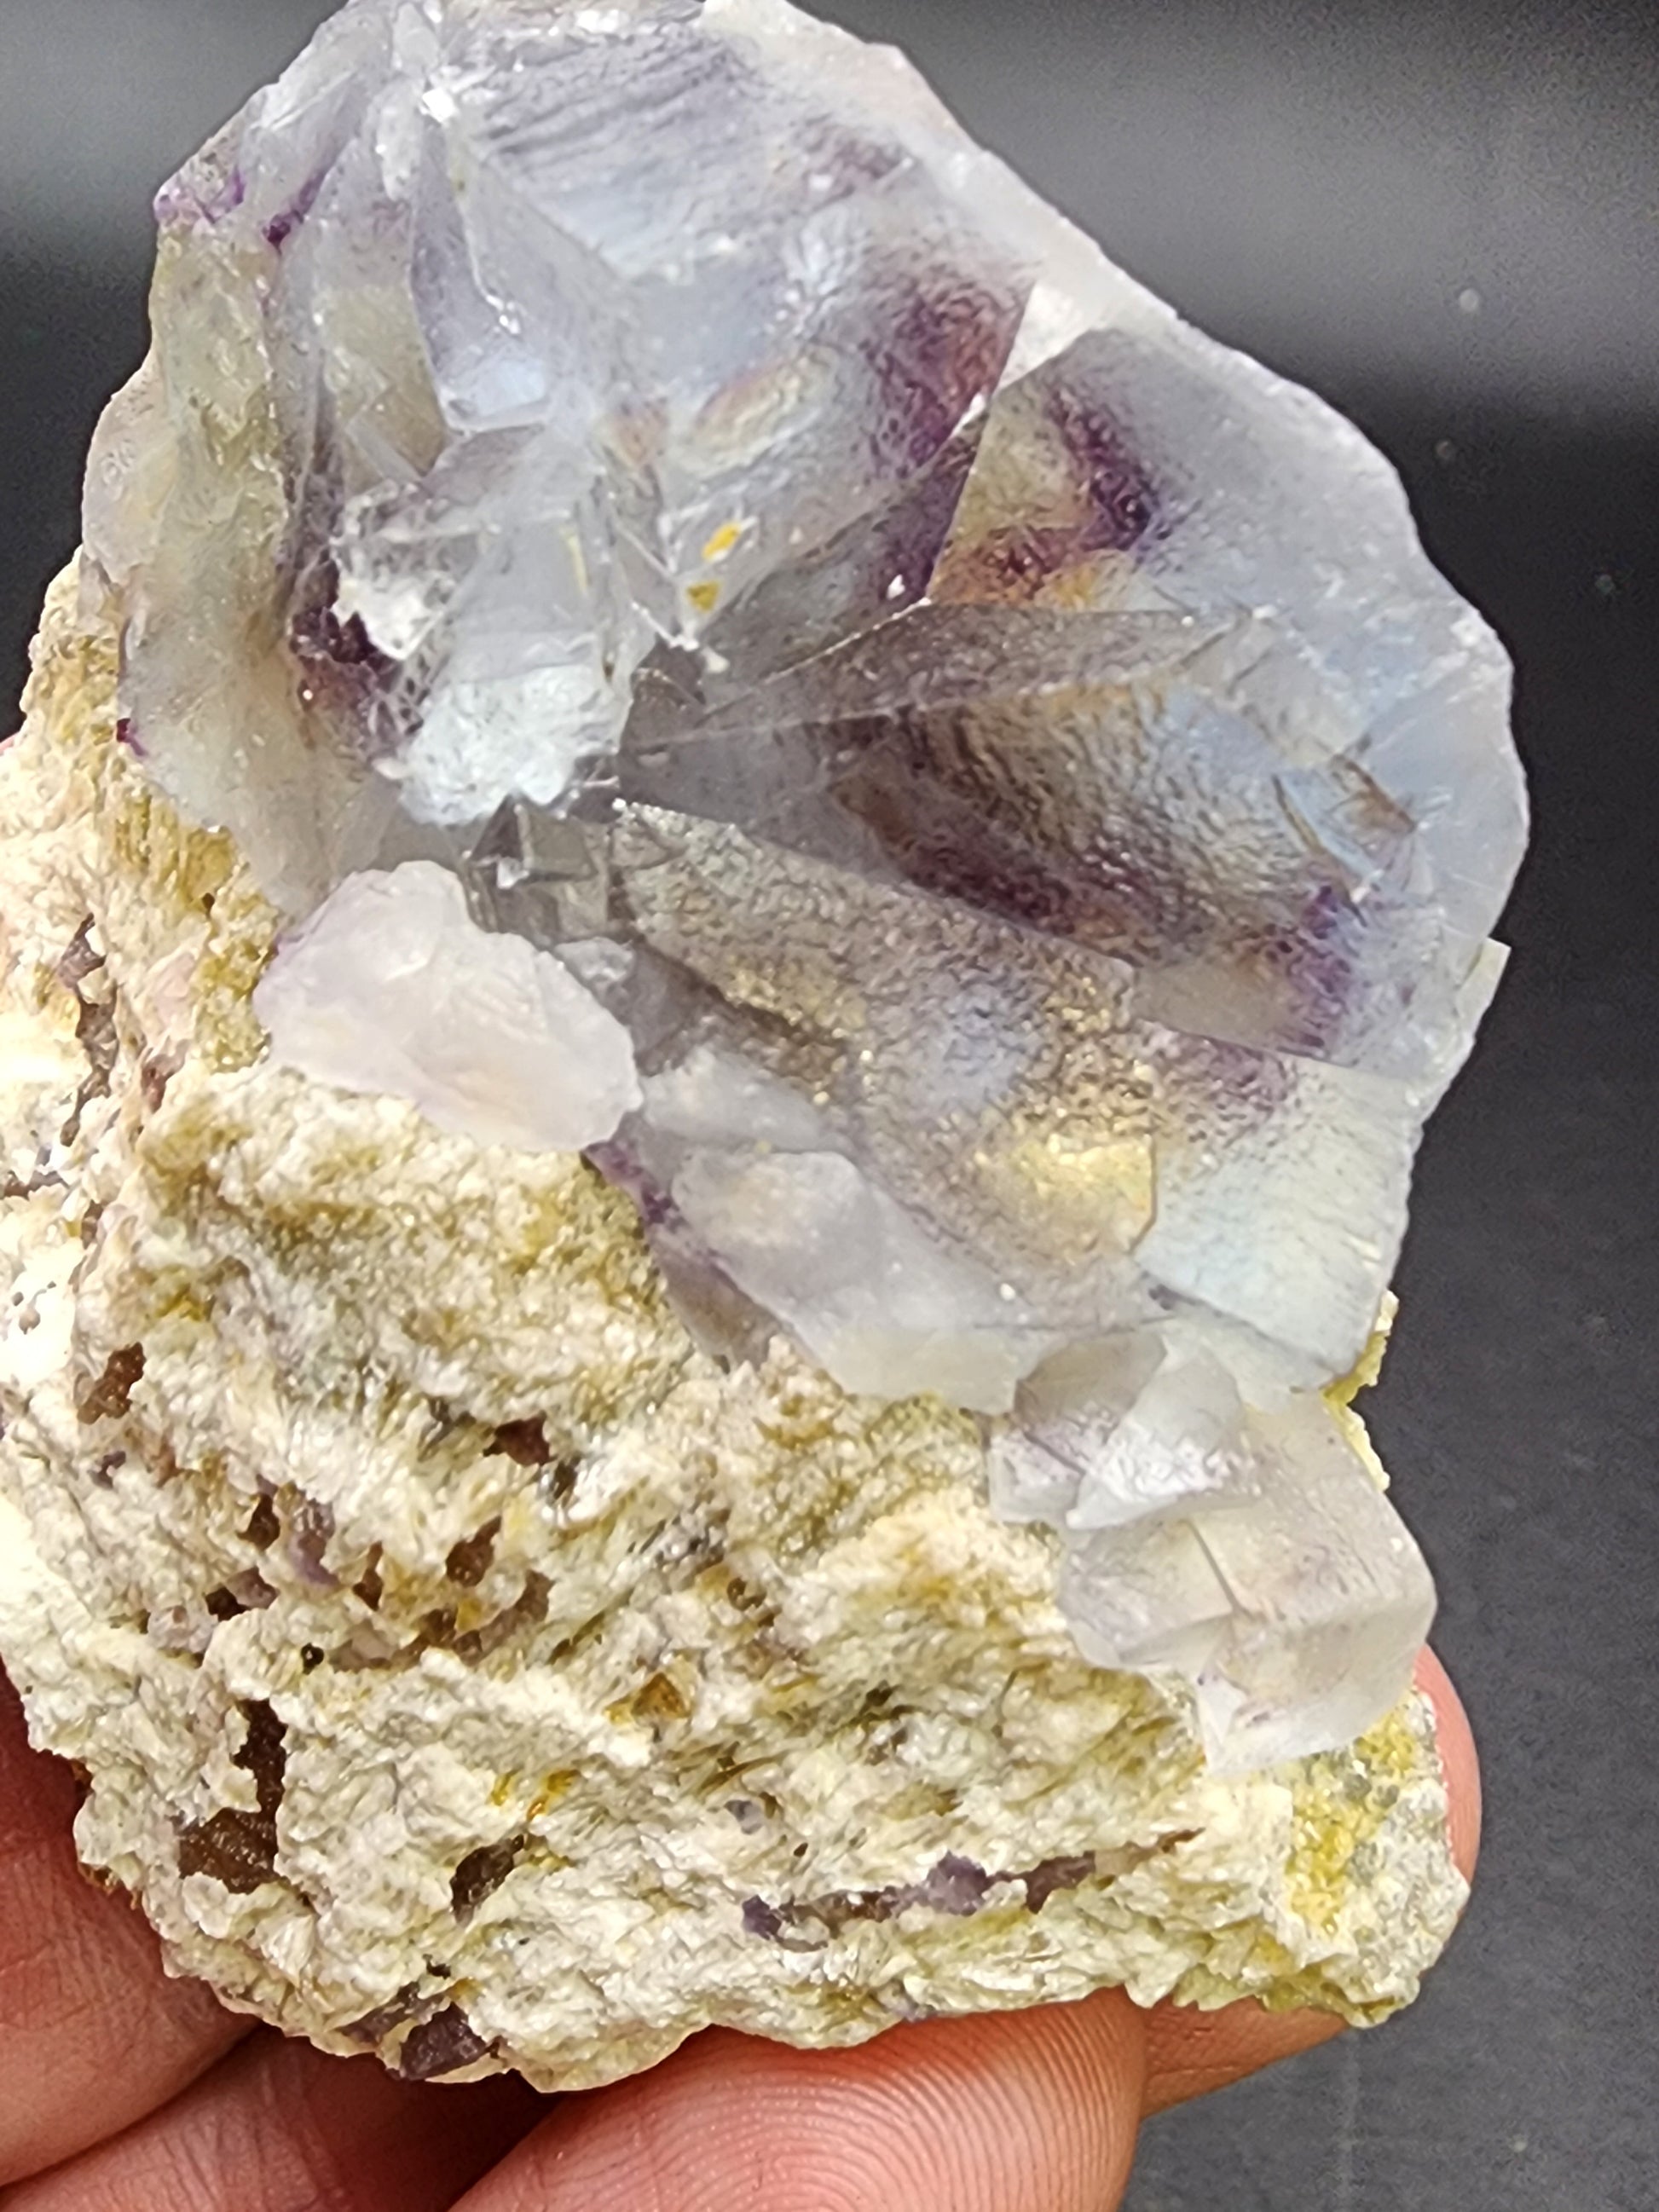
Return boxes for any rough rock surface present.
[0,574,1466,2088]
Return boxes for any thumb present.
[454,1990,1147,2212]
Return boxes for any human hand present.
[0,1654,1477,2211]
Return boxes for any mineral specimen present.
[0,0,1521,2088]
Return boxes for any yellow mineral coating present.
[700,520,747,563]
[1285,1702,1428,1955]
[1324,1294,1400,1488]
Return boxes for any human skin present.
[0,1649,1478,2211]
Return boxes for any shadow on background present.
[2,3,1655,2206]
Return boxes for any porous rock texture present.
[0,571,1465,2088]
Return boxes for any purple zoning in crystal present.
[82,0,1527,1767]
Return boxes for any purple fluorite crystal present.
[82,0,1527,1764]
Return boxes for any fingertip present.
[457,1995,1148,2212]
[1140,1997,1342,2115]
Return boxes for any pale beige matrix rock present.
[0,570,1466,2089]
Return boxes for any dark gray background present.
[3,3,1655,2205]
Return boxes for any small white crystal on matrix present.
[255,860,643,1151]
[0,0,1519,2086]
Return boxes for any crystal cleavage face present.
[83,0,1528,1766]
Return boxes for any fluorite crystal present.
[81,0,1525,1767]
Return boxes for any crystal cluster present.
[82,0,1526,1766]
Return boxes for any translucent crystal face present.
[86,0,1527,1765]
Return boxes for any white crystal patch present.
[255,860,641,1152]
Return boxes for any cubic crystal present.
[81,0,1526,1764]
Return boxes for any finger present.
[453,1993,1147,2212]
[1138,1995,1347,2117]
[3,2027,546,2212]
[0,1670,251,2186]
[1141,1645,1481,2113]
